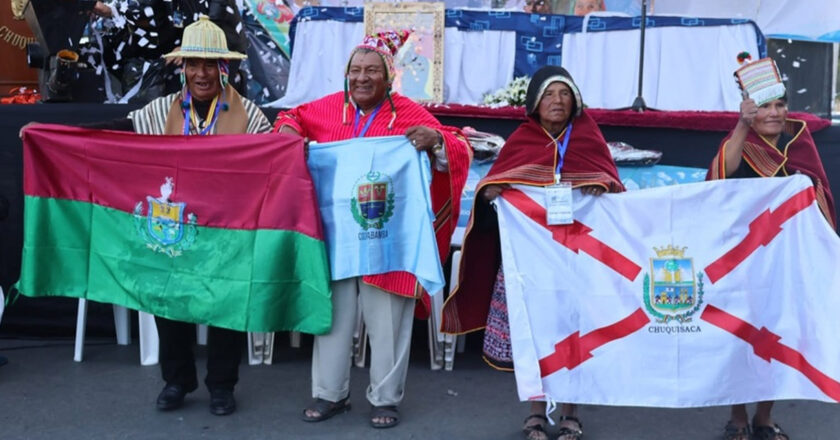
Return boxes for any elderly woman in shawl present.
[707,88,835,440]
[442,66,622,440]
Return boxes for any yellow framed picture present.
[364,2,445,103]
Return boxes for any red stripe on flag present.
[704,187,816,283]
[701,304,840,402]
[22,124,322,238]
[502,188,642,281]
[539,308,650,376]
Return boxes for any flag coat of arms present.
[496,175,840,407]
[307,136,444,295]
[17,124,332,334]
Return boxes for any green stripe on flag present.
[16,196,332,334]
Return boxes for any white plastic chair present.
[0,285,5,326]
[245,296,369,367]
[74,299,132,362]
[247,331,303,365]
[73,299,207,366]
[247,332,275,365]
[441,250,465,371]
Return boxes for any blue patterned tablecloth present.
[453,163,707,242]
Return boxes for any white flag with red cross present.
[497,175,840,407]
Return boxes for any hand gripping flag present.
[497,175,840,407]
[307,136,444,295]
[17,124,332,334]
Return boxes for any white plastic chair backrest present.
[0,285,5,325]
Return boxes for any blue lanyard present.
[554,122,573,178]
[182,91,221,136]
[352,103,382,138]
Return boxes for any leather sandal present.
[370,405,400,429]
[723,421,751,440]
[556,415,584,440]
[522,413,549,440]
[751,423,789,440]
[300,396,351,422]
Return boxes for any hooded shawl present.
[441,69,622,334]
[707,118,836,230]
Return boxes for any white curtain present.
[653,0,840,41]
[270,21,365,108]
[443,28,516,105]
[561,24,759,110]
[269,21,516,108]
[273,18,760,110]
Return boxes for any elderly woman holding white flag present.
[706,64,835,439]
[442,65,622,440]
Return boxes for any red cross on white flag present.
[497,175,840,407]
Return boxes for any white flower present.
[482,75,531,107]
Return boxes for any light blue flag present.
[307,136,445,295]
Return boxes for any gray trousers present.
[312,277,415,407]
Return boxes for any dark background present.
[1,104,839,338]
[767,38,836,120]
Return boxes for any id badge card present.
[545,180,573,225]
[172,10,185,28]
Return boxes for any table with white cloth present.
[273,7,764,111]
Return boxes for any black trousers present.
[155,316,244,392]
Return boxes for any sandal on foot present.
[751,424,789,440]
[523,414,549,440]
[556,415,584,440]
[723,421,751,440]
[300,396,351,422]
[370,405,400,429]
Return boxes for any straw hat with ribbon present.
[159,16,249,136]
[163,16,247,60]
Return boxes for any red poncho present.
[707,118,836,230]
[441,110,622,334]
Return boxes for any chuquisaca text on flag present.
[497,175,840,407]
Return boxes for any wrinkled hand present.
[278,125,300,136]
[581,186,606,196]
[482,183,510,202]
[19,122,37,139]
[91,1,112,17]
[739,97,758,127]
[405,125,442,152]
[164,47,182,66]
[277,125,309,159]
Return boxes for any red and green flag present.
[16,124,332,333]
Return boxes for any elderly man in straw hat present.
[77,16,271,415]
[146,17,272,418]
[144,16,271,416]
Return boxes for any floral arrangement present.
[482,75,530,107]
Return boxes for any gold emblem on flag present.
[350,171,395,231]
[133,177,198,258]
[643,245,705,324]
